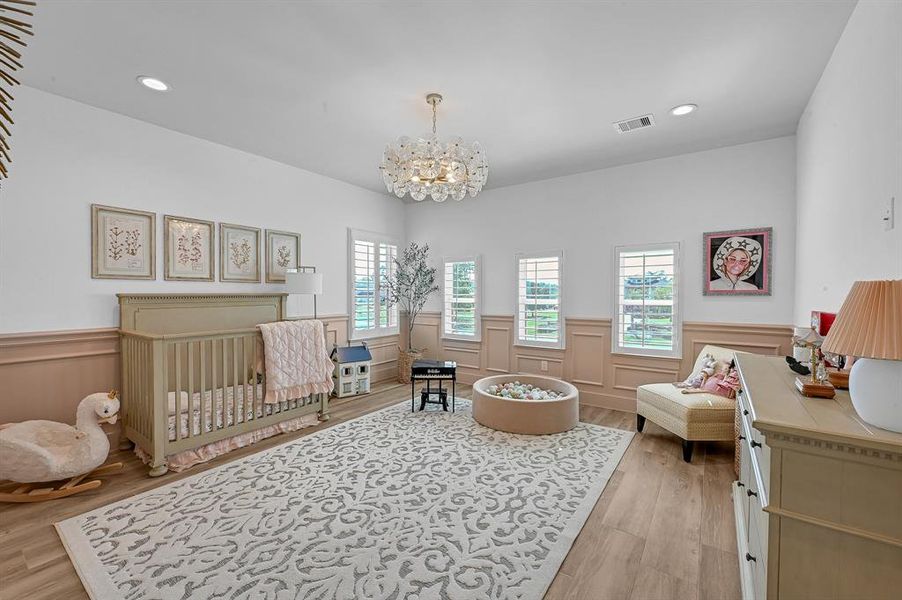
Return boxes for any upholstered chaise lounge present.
[636,344,738,462]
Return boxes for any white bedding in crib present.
[166,385,318,441]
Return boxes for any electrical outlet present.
[884,196,895,231]
[540,360,548,372]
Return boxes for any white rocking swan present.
[0,391,124,502]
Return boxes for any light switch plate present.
[884,196,895,231]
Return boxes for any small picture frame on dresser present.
[220,223,261,283]
[91,204,156,280]
[164,215,215,281]
[265,229,301,283]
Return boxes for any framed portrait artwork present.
[265,229,301,283]
[91,204,156,280]
[220,223,261,283]
[703,227,772,296]
[164,215,215,281]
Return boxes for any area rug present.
[56,399,632,600]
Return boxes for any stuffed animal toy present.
[675,354,717,388]
[0,391,123,502]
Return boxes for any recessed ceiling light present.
[670,104,697,116]
[137,76,170,92]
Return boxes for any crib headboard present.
[118,293,287,334]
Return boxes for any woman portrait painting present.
[703,228,772,296]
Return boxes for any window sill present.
[611,350,682,361]
[350,329,400,342]
[441,336,482,344]
[514,341,565,351]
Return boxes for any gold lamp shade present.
[822,280,902,360]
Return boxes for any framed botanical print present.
[265,229,301,283]
[164,215,215,281]
[703,227,772,296]
[91,204,156,280]
[220,223,261,283]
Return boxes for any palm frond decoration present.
[0,0,36,179]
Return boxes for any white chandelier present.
[380,93,488,202]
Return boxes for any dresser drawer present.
[738,432,753,528]
[737,389,771,499]
[739,412,769,508]
[747,509,768,600]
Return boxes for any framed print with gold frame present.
[164,215,215,281]
[220,223,261,283]
[265,229,301,283]
[91,204,156,280]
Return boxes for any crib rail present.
[119,327,327,474]
[120,333,156,449]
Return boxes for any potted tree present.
[385,242,439,383]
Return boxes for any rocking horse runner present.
[0,390,123,502]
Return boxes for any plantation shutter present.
[443,259,478,338]
[516,253,563,347]
[349,230,399,338]
[353,240,376,332]
[379,242,398,329]
[614,243,681,357]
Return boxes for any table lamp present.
[822,280,902,432]
[286,266,323,320]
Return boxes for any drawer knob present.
[745,553,757,563]
[751,440,762,448]
[737,481,745,488]
[747,489,758,498]
[738,435,746,441]
[743,409,749,416]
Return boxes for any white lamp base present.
[848,358,902,433]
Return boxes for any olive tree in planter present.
[385,242,439,383]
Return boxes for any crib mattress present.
[167,385,318,441]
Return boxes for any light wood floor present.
[0,382,741,600]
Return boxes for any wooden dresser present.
[733,354,902,600]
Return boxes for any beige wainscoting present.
[406,312,793,412]
[0,314,399,425]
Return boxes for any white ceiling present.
[22,1,855,196]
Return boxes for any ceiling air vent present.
[613,114,656,134]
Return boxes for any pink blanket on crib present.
[258,320,334,404]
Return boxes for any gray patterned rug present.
[57,399,632,600]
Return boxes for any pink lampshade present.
[822,280,902,360]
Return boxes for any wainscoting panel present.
[0,329,121,425]
[0,314,398,425]
[515,353,564,378]
[484,316,513,375]
[407,312,792,412]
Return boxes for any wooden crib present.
[117,293,329,476]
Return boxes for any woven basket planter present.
[398,349,422,384]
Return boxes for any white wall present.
[406,136,797,325]
[795,0,902,325]
[0,87,406,332]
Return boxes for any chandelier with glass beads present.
[380,93,488,202]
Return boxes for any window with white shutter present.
[443,257,480,340]
[516,252,563,348]
[613,243,681,357]
[349,229,398,339]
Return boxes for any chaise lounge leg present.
[636,414,646,432]
[682,440,694,463]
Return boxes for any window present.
[443,257,480,340]
[349,229,398,339]
[516,251,563,348]
[613,243,681,358]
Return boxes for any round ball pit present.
[472,374,579,435]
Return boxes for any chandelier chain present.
[432,101,437,135]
